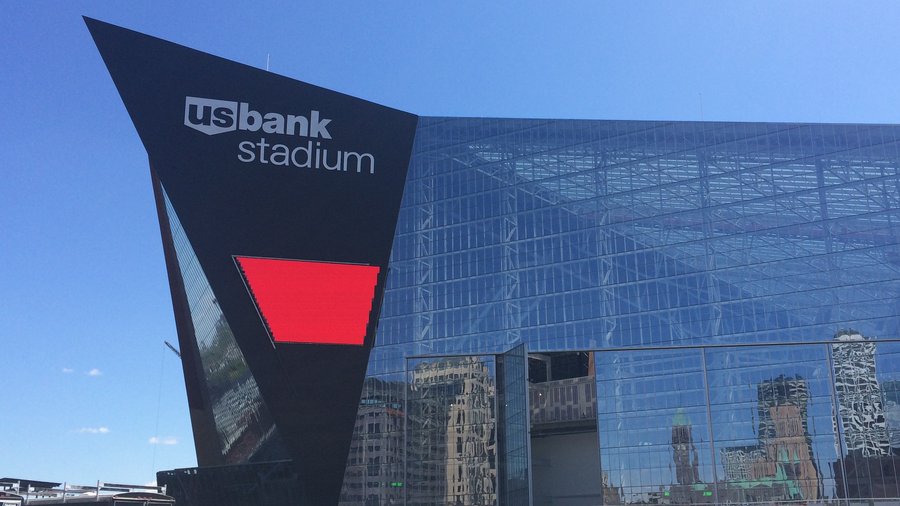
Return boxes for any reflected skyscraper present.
[672,409,701,487]
[832,330,891,457]
[340,378,406,506]
[408,358,497,506]
[717,375,822,503]
[757,376,821,501]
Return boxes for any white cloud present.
[62,368,74,373]
[78,427,110,434]
[148,436,178,445]
[87,368,102,377]
[144,480,157,487]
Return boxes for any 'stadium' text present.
[238,138,376,174]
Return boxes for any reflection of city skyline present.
[711,333,900,503]
[336,336,900,505]
[596,335,900,504]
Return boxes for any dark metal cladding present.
[85,17,418,505]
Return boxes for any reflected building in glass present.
[671,409,701,487]
[407,357,497,505]
[716,374,822,502]
[832,331,890,457]
[885,380,900,452]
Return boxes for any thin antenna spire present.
[266,53,270,72]
[699,93,704,121]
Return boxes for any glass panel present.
[338,376,407,506]
[707,345,837,503]
[406,355,497,505]
[163,188,287,464]
[596,348,715,504]
[497,344,530,505]
[832,335,900,500]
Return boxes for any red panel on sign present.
[236,256,380,346]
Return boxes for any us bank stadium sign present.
[184,96,377,173]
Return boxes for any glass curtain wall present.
[340,118,900,504]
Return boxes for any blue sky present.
[3,0,900,486]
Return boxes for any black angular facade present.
[90,18,900,506]
[87,18,417,505]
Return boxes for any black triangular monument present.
[86,17,417,505]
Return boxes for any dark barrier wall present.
[158,461,302,506]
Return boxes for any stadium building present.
[87,18,900,506]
